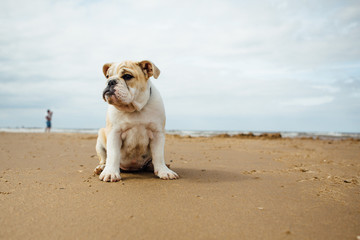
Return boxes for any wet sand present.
[0,132,359,239]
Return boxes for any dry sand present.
[0,132,359,240]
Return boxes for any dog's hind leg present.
[94,128,107,175]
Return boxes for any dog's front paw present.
[155,166,179,180]
[99,167,121,182]
[94,164,105,175]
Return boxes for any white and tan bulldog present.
[94,60,179,182]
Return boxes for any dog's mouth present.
[102,86,115,101]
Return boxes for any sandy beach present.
[0,132,359,239]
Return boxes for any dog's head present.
[102,60,160,112]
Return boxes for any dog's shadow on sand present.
[174,167,254,183]
[120,167,253,183]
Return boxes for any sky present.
[0,0,359,132]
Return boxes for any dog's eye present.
[122,74,134,81]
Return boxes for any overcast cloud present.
[0,0,359,132]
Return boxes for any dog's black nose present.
[108,79,117,86]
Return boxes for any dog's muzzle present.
[102,79,117,101]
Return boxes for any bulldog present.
[94,60,179,182]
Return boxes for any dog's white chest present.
[120,125,152,171]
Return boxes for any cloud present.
[0,0,359,132]
[281,96,334,107]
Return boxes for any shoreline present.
[1,128,360,140]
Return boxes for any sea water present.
[1,127,359,140]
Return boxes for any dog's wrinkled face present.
[102,60,160,112]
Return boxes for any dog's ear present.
[139,60,160,79]
[102,63,113,78]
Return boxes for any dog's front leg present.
[99,130,122,182]
[151,132,179,180]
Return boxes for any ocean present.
[1,127,359,140]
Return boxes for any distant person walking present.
[45,109,53,133]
